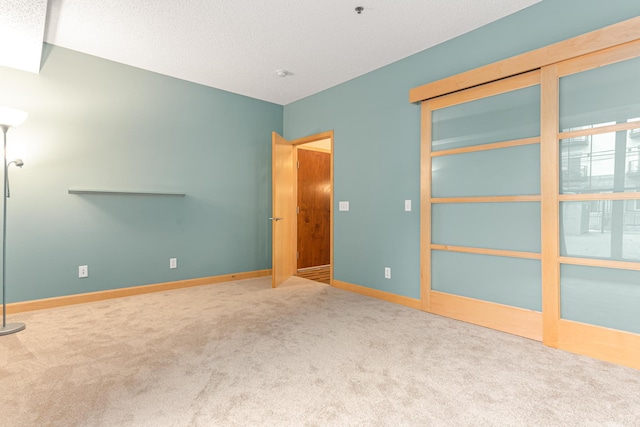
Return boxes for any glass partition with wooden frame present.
[415,18,640,370]
[422,71,543,341]
[549,42,640,367]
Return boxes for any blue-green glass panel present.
[432,202,540,253]
[560,130,640,194]
[432,85,540,151]
[559,56,640,132]
[431,251,541,311]
[560,200,640,262]
[432,144,540,197]
[561,264,640,334]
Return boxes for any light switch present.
[339,201,350,211]
[405,200,412,211]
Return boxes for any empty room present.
[1,0,640,425]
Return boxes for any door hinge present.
[297,161,300,169]
[297,206,300,214]
[296,251,300,259]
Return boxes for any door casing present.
[297,146,331,269]
[272,131,334,287]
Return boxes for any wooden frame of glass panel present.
[551,43,640,368]
[421,71,543,341]
[413,16,640,370]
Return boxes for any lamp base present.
[0,322,25,336]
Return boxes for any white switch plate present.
[79,265,88,278]
[339,201,350,211]
[170,258,177,269]
[405,200,412,211]
[384,267,391,279]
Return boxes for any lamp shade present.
[0,106,28,128]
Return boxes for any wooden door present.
[297,149,331,269]
[271,132,296,287]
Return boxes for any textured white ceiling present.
[0,0,47,73]
[6,0,542,105]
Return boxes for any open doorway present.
[296,140,332,284]
[271,131,333,288]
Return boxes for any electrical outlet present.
[384,267,391,279]
[79,265,88,278]
[170,258,177,269]
[405,200,412,211]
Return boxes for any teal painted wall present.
[283,0,640,299]
[0,44,282,303]
[2,1,639,305]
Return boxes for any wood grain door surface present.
[297,149,331,269]
[271,132,296,287]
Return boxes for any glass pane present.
[561,264,640,334]
[560,127,640,194]
[560,56,640,131]
[432,202,540,253]
[431,251,541,311]
[432,144,540,197]
[560,200,640,261]
[432,85,540,151]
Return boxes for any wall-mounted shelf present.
[68,189,186,197]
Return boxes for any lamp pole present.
[0,124,25,335]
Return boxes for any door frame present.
[295,137,333,275]
[273,130,334,286]
[293,131,334,285]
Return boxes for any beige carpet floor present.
[1,276,639,426]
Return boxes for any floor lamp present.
[0,106,27,336]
